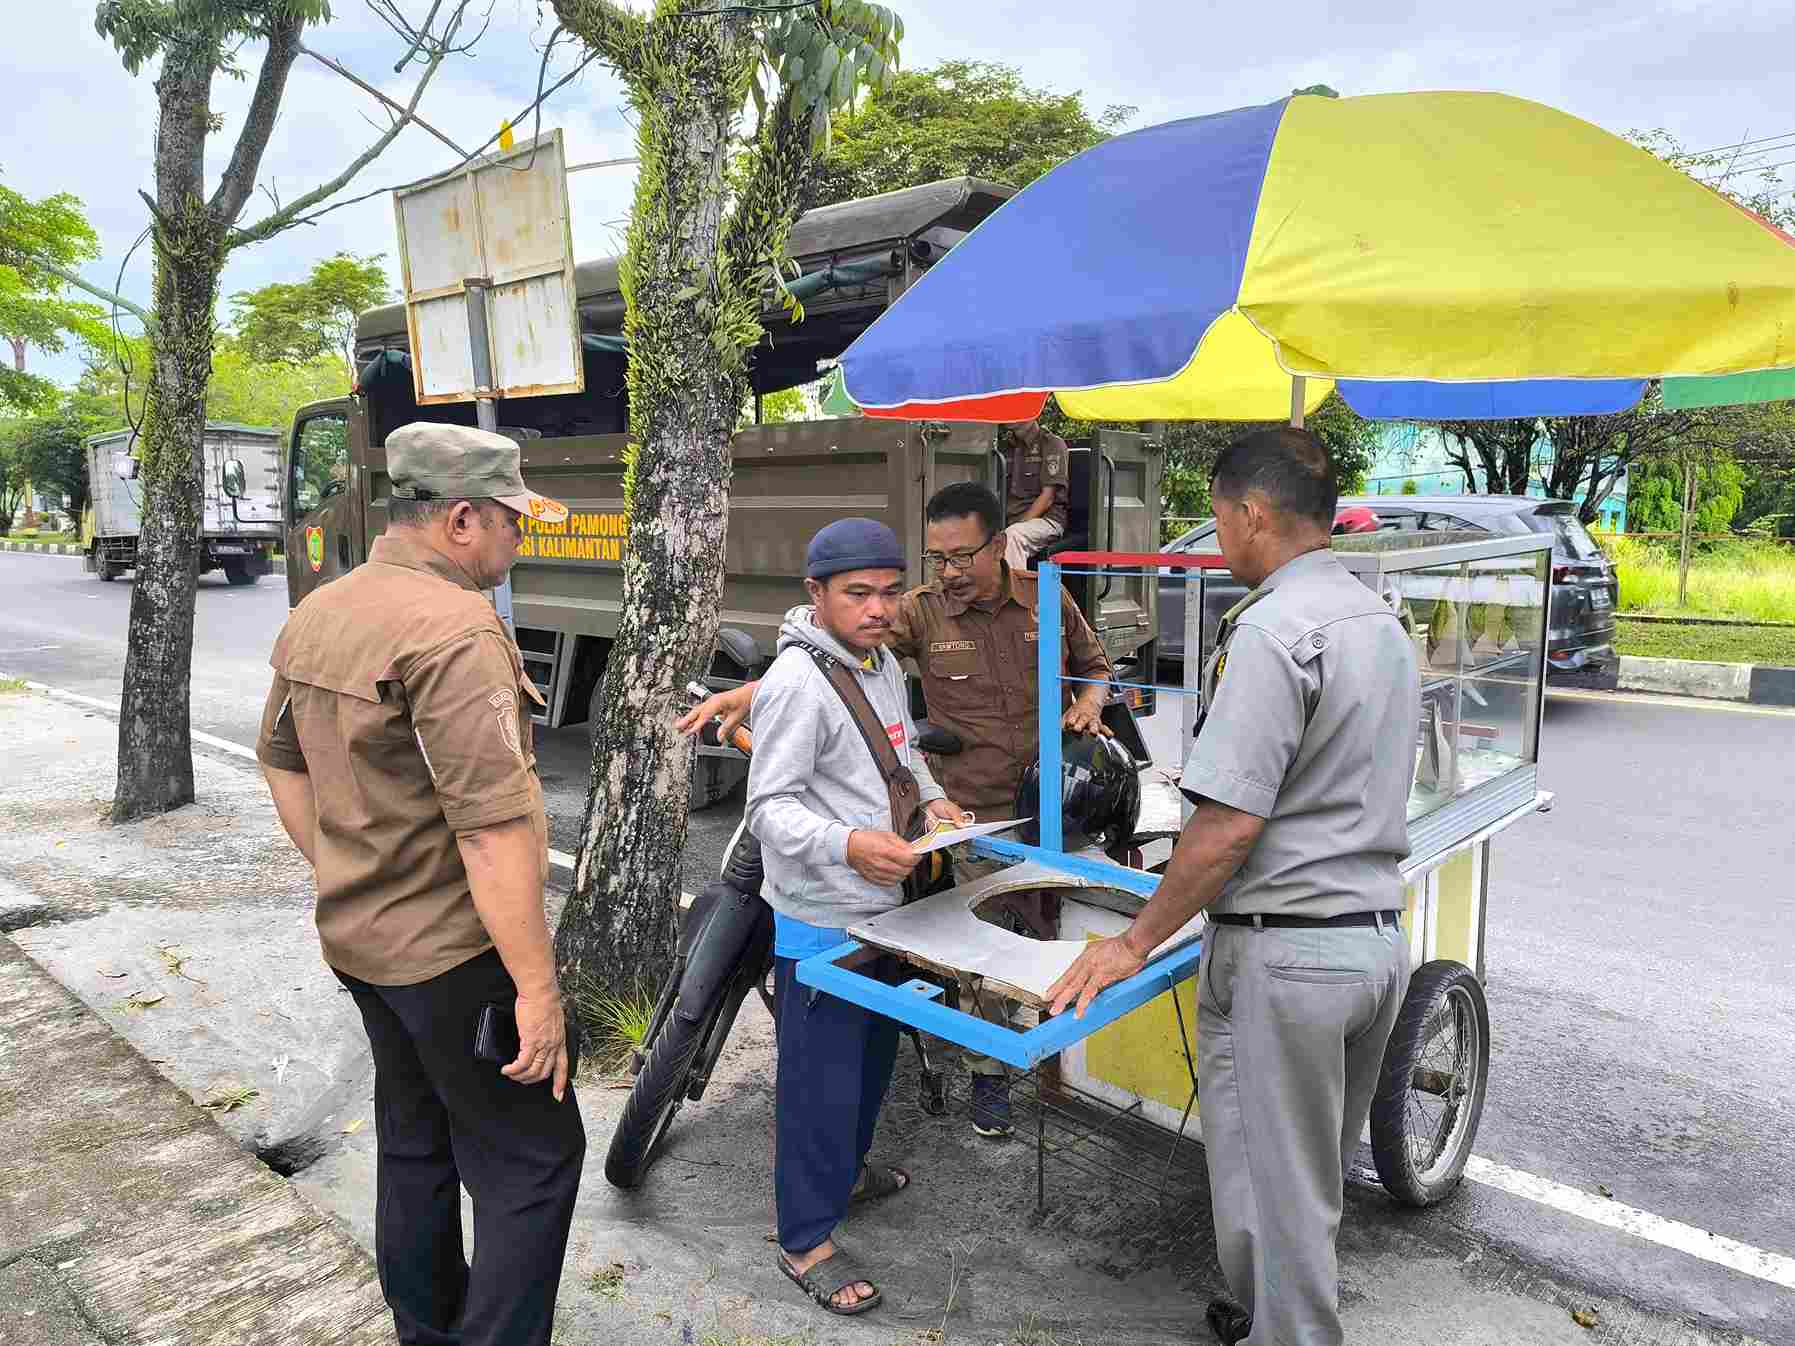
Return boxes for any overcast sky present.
[13,0,1791,387]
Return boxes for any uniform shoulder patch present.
[930,639,977,653]
[489,688,522,756]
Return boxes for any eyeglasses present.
[922,534,996,574]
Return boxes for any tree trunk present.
[1677,457,1695,609]
[553,16,753,1004]
[112,47,222,822]
[8,336,23,372]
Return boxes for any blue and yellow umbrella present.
[834,92,1795,423]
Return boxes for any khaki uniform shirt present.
[1005,430,1070,529]
[256,533,548,986]
[889,562,1111,818]
[1180,549,1419,919]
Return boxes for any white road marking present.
[0,644,61,655]
[6,671,587,873]
[1463,1156,1795,1291]
[1549,687,1795,717]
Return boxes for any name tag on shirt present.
[887,721,906,749]
[930,640,977,653]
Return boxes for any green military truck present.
[280,178,1163,802]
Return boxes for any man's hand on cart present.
[847,829,923,886]
[1061,687,1111,737]
[1046,932,1147,1018]
[677,683,754,743]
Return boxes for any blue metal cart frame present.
[795,554,1220,1062]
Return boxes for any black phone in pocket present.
[474,1002,519,1064]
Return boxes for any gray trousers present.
[1197,918,1409,1346]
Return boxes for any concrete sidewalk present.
[0,936,389,1345]
[0,682,1775,1345]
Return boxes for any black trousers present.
[773,954,901,1253]
[335,950,586,1346]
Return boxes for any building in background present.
[1363,423,1628,530]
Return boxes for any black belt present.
[1210,910,1401,929]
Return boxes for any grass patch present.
[2,531,78,545]
[0,677,28,694]
[587,1261,626,1302]
[1597,532,1795,622]
[569,973,657,1073]
[1615,616,1795,666]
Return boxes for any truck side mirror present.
[112,456,139,482]
[221,459,246,498]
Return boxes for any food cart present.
[793,84,1795,1211]
[797,529,1553,1208]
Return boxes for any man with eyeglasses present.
[680,481,1111,1137]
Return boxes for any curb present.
[1613,655,1795,707]
[0,539,82,555]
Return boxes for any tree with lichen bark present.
[546,0,904,1007]
[70,1,499,821]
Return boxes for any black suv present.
[1158,495,1618,676]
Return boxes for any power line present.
[1680,129,1795,159]
[1701,155,1795,183]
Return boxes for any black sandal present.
[849,1162,910,1206]
[777,1246,883,1316]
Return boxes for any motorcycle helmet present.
[1014,733,1142,850]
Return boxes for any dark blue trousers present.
[773,954,901,1253]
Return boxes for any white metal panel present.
[393,130,583,404]
[396,174,482,297]
[488,271,583,395]
[412,294,477,399]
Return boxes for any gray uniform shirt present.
[1180,549,1420,919]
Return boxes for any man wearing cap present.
[256,422,585,1346]
[680,483,1113,1140]
[748,518,968,1318]
[999,418,1071,569]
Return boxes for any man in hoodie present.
[750,518,968,1318]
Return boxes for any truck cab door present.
[1083,429,1162,666]
[285,402,359,605]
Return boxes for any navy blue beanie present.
[806,517,905,580]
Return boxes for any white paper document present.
[909,817,1030,855]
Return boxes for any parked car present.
[1157,495,1618,676]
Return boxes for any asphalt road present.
[3,549,1792,1339]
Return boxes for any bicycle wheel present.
[604,991,729,1189]
[1370,959,1490,1208]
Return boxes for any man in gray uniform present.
[1047,427,1419,1346]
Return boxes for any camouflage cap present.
[386,421,568,525]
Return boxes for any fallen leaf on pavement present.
[96,965,128,979]
[123,991,165,1011]
[273,1054,291,1085]
[1596,1183,1613,1198]
[202,1086,258,1113]
[342,1118,365,1135]
[1571,1308,1600,1329]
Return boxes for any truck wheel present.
[223,557,257,586]
[93,550,117,582]
[1370,959,1490,1208]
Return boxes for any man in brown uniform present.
[1000,418,1071,570]
[257,422,586,1346]
[680,481,1112,1136]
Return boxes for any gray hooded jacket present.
[745,605,945,928]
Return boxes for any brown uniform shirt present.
[889,562,1111,818]
[1004,429,1070,529]
[256,532,548,986]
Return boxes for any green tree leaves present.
[229,252,388,371]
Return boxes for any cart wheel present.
[919,1068,949,1117]
[1370,959,1490,1208]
